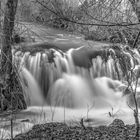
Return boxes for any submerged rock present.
[109,119,125,128]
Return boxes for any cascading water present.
[20,67,44,106]
[3,42,140,140]
[3,25,140,139]
[48,73,94,108]
[13,44,137,109]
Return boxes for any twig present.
[80,118,86,130]
[132,31,140,48]
[10,115,13,140]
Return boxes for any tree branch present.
[35,0,140,27]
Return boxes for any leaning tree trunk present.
[0,0,26,112]
[129,0,140,48]
[129,0,140,21]
[127,1,140,139]
[129,0,140,140]
[128,1,140,139]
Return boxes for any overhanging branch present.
[35,0,140,27]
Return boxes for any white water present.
[48,73,94,108]
[14,44,140,109]
[20,68,45,106]
[16,46,130,109]
[1,41,140,138]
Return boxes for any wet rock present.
[14,119,137,140]
[109,119,125,128]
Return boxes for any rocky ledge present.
[14,119,137,140]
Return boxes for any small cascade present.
[13,45,140,108]
[47,74,94,108]
[20,68,44,106]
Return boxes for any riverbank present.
[14,119,137,140]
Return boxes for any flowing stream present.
[1,24,140,138]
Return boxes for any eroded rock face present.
[71,46,105,68]
[71,46,93,68]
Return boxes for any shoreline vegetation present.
[13,119,138,140]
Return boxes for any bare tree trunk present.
[0,0,1,29]
[128,0,140,139]
[129,0,140,48]
[129,2,140,139]
[0,0,26,112]
[129,0,140,21]
[1,0,17,75]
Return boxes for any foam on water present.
[47,73,94,108]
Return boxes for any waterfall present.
[13,45,140,108]
[20,67,44,106]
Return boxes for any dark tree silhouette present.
[0,0,26,112]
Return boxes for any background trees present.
[13,0,140,46]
